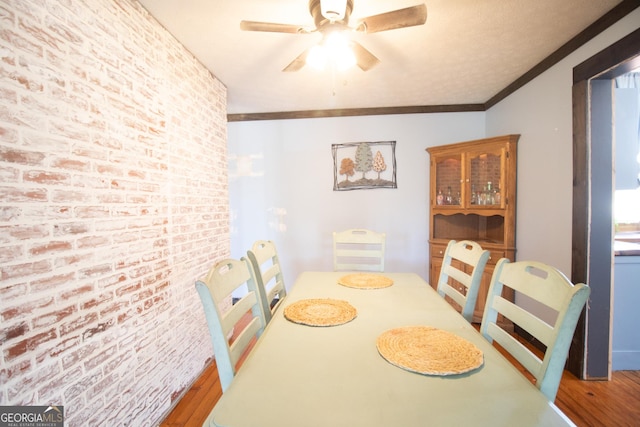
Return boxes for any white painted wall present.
[486,8,640,275]
[228,113,485,287]
[485,8,640,320]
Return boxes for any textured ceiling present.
[138,0,623,116]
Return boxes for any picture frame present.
[332,141,397,191]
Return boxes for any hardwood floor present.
[161,324,640,427]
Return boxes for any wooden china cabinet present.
[426,134,519,324]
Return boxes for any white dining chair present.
[436,239,490,322]
[332,228,386,272]
[480,259,591,401]
[247,240,287,323]
[195,258,267,392]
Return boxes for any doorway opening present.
[571,28,640,379]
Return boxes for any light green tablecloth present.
[206,272,575,427]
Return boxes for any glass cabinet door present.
[433,153,462,206]
[468,148,503,207]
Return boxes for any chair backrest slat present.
[436,240,490,322]
[195,257,267,392]
[480,259,590,401]
[333,229,386,272]
[247,240,287,323]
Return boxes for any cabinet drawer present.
[430,244,448,259]
[487,250,506,264]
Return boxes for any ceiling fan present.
[240,0,427,72]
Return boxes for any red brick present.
[63,369,103,402]
[54,252,93,268]
[131,288,153,303]
[74,206,110,219]
[1,224,50,241]
[83,344,117,371]
[23,205,72,220]
[28,240,72,256]
[128,265,151,279]
[99,300,130,317]
[60,312,99,337]
[4,329,57,361]
[37,335,80,362]
[0,359,31,384]
[33,305,77,329]
[30,273,75,293]
[77,233,111,249]
[0,165,20,181]
[52,222,90,236]
[96,163,124,177]
[95,193,126,204]
[0,206,21,221]
[81,291,114,311]
[0,259,52,281]
[0,321,29,342]
[113,231,140,244]
[59,283,93,300]
[61,341,100,370]
[0,245,23,263]
[51,157,90,171]
[23,170,71,184]
[51,189,93,203]
[71,144,108,160]
[116,306,137,324]
[2,297,54,324]
[78,263,112,279]
[87,372,119,401]
[0,186,48,202]
[37,365,83,402]
[0,281,28,300]
[128,169,145,179]
[115,281,141,297]
[109,178,138,191]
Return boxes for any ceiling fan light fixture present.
[306,31,355,71]
[307,44,327,70]
[320,0,347,21]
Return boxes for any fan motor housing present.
[309,0,354,28]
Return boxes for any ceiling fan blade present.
[282,49,309,72]
[240,20,308,34]
[356,4,427,34]
[351,41,380,71]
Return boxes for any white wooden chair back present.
[436,240,490,322]
[332,229,386,272]
[247,240,287,323]
[480,259,590,401]
[195,258,267,392]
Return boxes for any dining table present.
[204,271,576,427]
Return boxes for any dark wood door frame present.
[570,28,640,379]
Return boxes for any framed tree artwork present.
[332,141,397,191]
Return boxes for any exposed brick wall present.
[0,0,228,425]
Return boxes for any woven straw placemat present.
[337,273,394,289]
[284,298,357,327]
[376,326,483,375]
